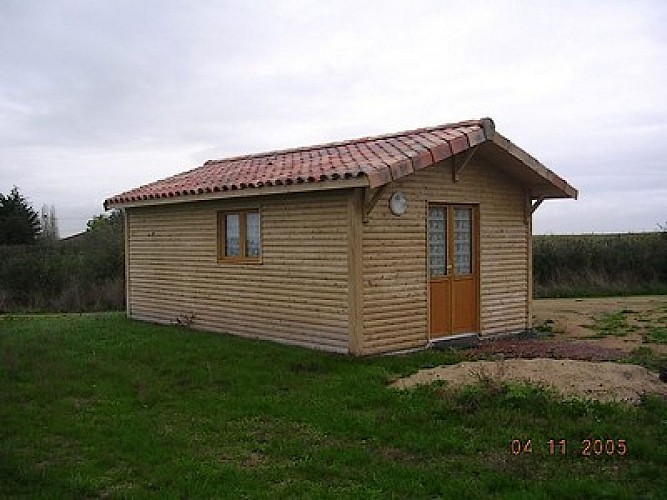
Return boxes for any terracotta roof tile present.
[105,118,496,208]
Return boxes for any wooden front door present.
[428,204,479,338]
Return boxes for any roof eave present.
[104,176,370,210]
[489,134,578,200]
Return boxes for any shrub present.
[533,232,667,298]
[0,212,124,312]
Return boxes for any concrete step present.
[430,333,480,350]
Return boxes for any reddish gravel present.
[464,338,628,362]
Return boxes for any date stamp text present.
[510,438,627,457]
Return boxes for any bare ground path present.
[531,295,667,355]
[393,296,667,403]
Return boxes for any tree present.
[41,204,60,241]
[86,209,124,234]
[0,187,41,245]
[659,222,667,282]
[82,210,125,282]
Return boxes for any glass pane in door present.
[428,206,447,276]
[453,207,472,274]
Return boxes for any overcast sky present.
[1,0,665,237]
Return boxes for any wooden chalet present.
[105,118,577,355]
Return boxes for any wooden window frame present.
[217,209,262,263]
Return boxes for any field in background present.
[0,230,665,313]
[533,232,667,298]
[1,314,666,497]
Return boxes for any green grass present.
[588,310,637,337]
[534,319,555,335]
[645,311,667,344]
[645,326,667,344]
[582,308,667,346]
[627,347,667,373]
[1,315,666,498]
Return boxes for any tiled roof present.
[105,118,494,208]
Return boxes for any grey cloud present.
[1,0,666,236]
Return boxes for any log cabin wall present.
[124,157,529,356]
[360,158,530,355]
[125,190,352,353]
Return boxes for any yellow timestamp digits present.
[510,438,628,456]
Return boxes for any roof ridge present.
[105,117,509,208]
[204,118,491,165]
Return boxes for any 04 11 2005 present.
[547,438,628,456]
[510,439,628,456]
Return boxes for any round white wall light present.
[389,191,408,216]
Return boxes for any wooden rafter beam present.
[451,146,478,183]
[362,185,387,223]
[525,196,546,225]
[531,197,545,214]
[523,195,547,225]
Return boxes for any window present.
[428,206,447,276]
[453,207,472,274]
[428,204,474,277]
[218,209,261,262]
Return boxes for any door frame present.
[426,202,481,340]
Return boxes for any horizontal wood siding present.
[361,187,429,355]
[361,159,529,354]
[127,191,351,352]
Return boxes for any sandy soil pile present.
[393,297,667,403]
[391,358,667,403]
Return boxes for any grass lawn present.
[1,315,666,498]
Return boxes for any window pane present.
[246,212,261,257]
[225,214,240,257]
[428,206,447,276]
[454,208,472,274]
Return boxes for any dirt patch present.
[391,359,667,404]
[394,297,667,403]
[532,296,667,354]
[464,339,627,362]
